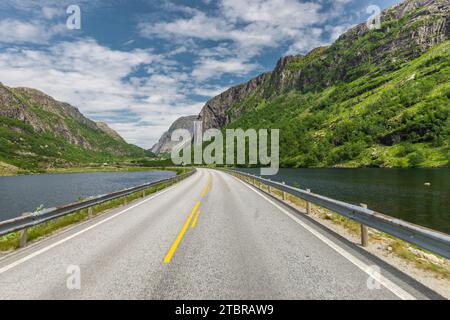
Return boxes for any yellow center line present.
[163,201,200,264]
[201,173,212,197]
[163,172,213,264]
[191,210,201,229]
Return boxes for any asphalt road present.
[0,169,442,300]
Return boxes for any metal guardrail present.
[0,169,196,243]
[226,169,450,259]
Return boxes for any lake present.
[237,168,450,234]
[0,170,176,222]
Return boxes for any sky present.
[0,0,402,149]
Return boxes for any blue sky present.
[0,0,401,148]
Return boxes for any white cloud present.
[138,0,331,81]
[327,23,354,42]
[42,6,64,20]
[139,12,230,42]
[194,86,230,97]
[221,0,322,28]
[0,0,97,11]
[0,0,365,149]
[287,28,324,54]
[0,39,204,148]
[0,19,64,44]
[192,57,258,81]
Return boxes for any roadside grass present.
[0,170,192,253]
[237,174,450,280]
[43,166,187,175]
[0,164,192,177]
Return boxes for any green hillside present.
[226,41,450,168]
[0,85,148,172]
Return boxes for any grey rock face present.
[151,115,198,154]
[198,72,271,131]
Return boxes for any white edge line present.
[0,179,187,275]
[226,172,416,300]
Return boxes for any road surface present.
[0,169,441,299]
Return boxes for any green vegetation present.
[0,114,148,171]
[0,85,151,172]
[131,157,176,167]
[224,41,450,168]
[46,165,181,175]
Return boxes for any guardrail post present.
[360,203,369,247]
[282,182,286,201]
[19,212,29,248]
[268,179,272,193]
[306,189,311,215]
[88,207,93,219]
[124,198,128,206]
[142,190,146,198]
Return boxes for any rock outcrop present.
[150,115,198,154]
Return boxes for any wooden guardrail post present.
[142,190,146,198]
[88,207,93,219]
[19,212,30,248]
[124,198,128,206]
[282,182,286,201]
[268,179,272,193]
[306,189,312,214]
[360,203,369,247]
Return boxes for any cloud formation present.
[0,0,385,148]
[0,39,202,147]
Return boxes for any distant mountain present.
[150,115,198,155]
[0,83,148,171]
[154,0,449,168]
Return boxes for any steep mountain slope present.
[199,0,450,129]
[96,122,125,142]
[190,0,449,168]
[0,83,147,170]
[150,115,198,155]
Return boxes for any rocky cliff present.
[150,115,198,154]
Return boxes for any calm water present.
[0,170,176,221]
[238,168,450,234]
